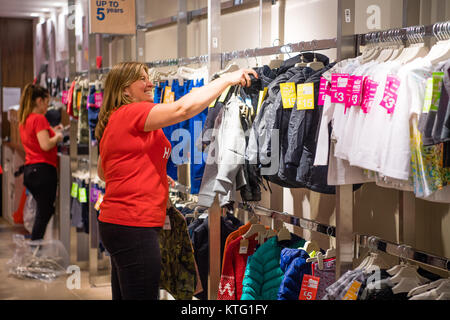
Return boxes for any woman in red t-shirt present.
[95,62,257,300]
[18,84,63,240]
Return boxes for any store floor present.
[0,218,112,300]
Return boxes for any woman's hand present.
[222,69,258,87]
[167,175,176,188]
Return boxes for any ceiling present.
[0,0,68,19]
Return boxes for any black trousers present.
[23,163,57,241]
[98,221,162,300]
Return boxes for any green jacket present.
[159,207,197,300]
[240,236,304,300]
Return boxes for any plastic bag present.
[6,234,69,282]
[23,192,36,233]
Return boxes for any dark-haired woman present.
[18,84,63,240]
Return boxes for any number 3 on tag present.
[299,275,320,300]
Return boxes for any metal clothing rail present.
[359,20,450,45]
[355,234,450,272]
[146,38,337,69]
[238,203,336,238]
[169,182,191,195]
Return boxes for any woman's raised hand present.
[223,68,258,87]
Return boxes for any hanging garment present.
[240,236,304,300]
[218,234,259,300]
[191,215,243,300]
[159,206,197,300]
[311,257,336,300]
[277,248,312,300]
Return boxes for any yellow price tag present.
[94,193,104,211]
[280,83,296,109]
[209,98,218,108]
[342,281,362,300]
[297,83,315,110]
[256,88,268,115]
[219,86,231,103]
[163,87,172,103]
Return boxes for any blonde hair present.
[95,62,149,142]
[18,84,49,125]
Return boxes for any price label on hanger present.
[280,83,297,109]
[94,193,103,211]
[299,275,320,300]
[430,72,444,112]
[342,280,362,300]
[256,88,268,114]
[330,74,349,104]
[380,75,401,114]
[318,77,331,106]
[78,188,88,203]
[297,83,315,110]
[422,78,434,113]
[350,75,364,107]
[209,98,218,108]
[61,91,69,105]
[219,86,231,103]
[94,92,103,108]
[163,87,173,103]
[71,182,78,198]
[361,77,379,114]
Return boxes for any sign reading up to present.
[89,0,136,35]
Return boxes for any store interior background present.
[0,0,449,298]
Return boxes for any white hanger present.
[277,225,291,242]
[436,292,450,300]
[217,62,240,76]
[302,240,321,255]
[424,22,450,64]
[389,265,429,285]
[306,246,336,263]
[408,278,450,297]
[242,223,266,239]
[391,277,422,294]
[409,282,450,300]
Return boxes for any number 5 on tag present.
[297,83,315,110]
[299,275,320,300]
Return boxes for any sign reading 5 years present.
[89,0,136,35]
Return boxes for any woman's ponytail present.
[18,84,49,125]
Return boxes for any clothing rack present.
[169,182,191,195]
[358,21,450,46]
[145,38,337,69]
[355,234,450,272]
[238,203,336,238]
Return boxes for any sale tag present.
[361,77,379,114]
[344,76,354,113]
[78,188,88,203]
[350,75,364,107]
[219,86,231,103]
[331,73,349,104]
[208,98,218,108]
[318,77,331,106]
[342,280,362,300]
[239,238,249,254]
[431,72,444,112]
[380,75,401,114]
[256,88,268,114]
[94,193,104,211]
[299,275,321,300]
[61,91,69,105]
[71,182,79,198]
[280,83,297,109]
[76,91,82,110]
[94,92,103,108]
[297,83,315,110]
[163,87,172,103]
[422,77,434,113]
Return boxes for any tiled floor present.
[0,218,112,300]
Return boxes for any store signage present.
[89,0,136,35]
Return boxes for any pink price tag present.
[344,76,354,113]
[380,75,401,114]
[331,73,350,104]
[61,91,69,105]
[350,75,364,107]
[361,77,379,114]
[94,92,103,108]
[318,77,331,106]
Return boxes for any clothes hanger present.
[425,22,450,64]
[396,26,429,64]
[277,225,291,242]
[307,40,325,71]
[242,223,267,239]
[268,39,284,69]
[408,278,450,297]
[436,292,450,300]
[302,240,321,256]
[376,31,395,62]
[409,282,450,300]
[387,29,405,61]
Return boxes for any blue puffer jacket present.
[277,248,312,300]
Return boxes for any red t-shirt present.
[99,102,172,228]
[19,113,57,168]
